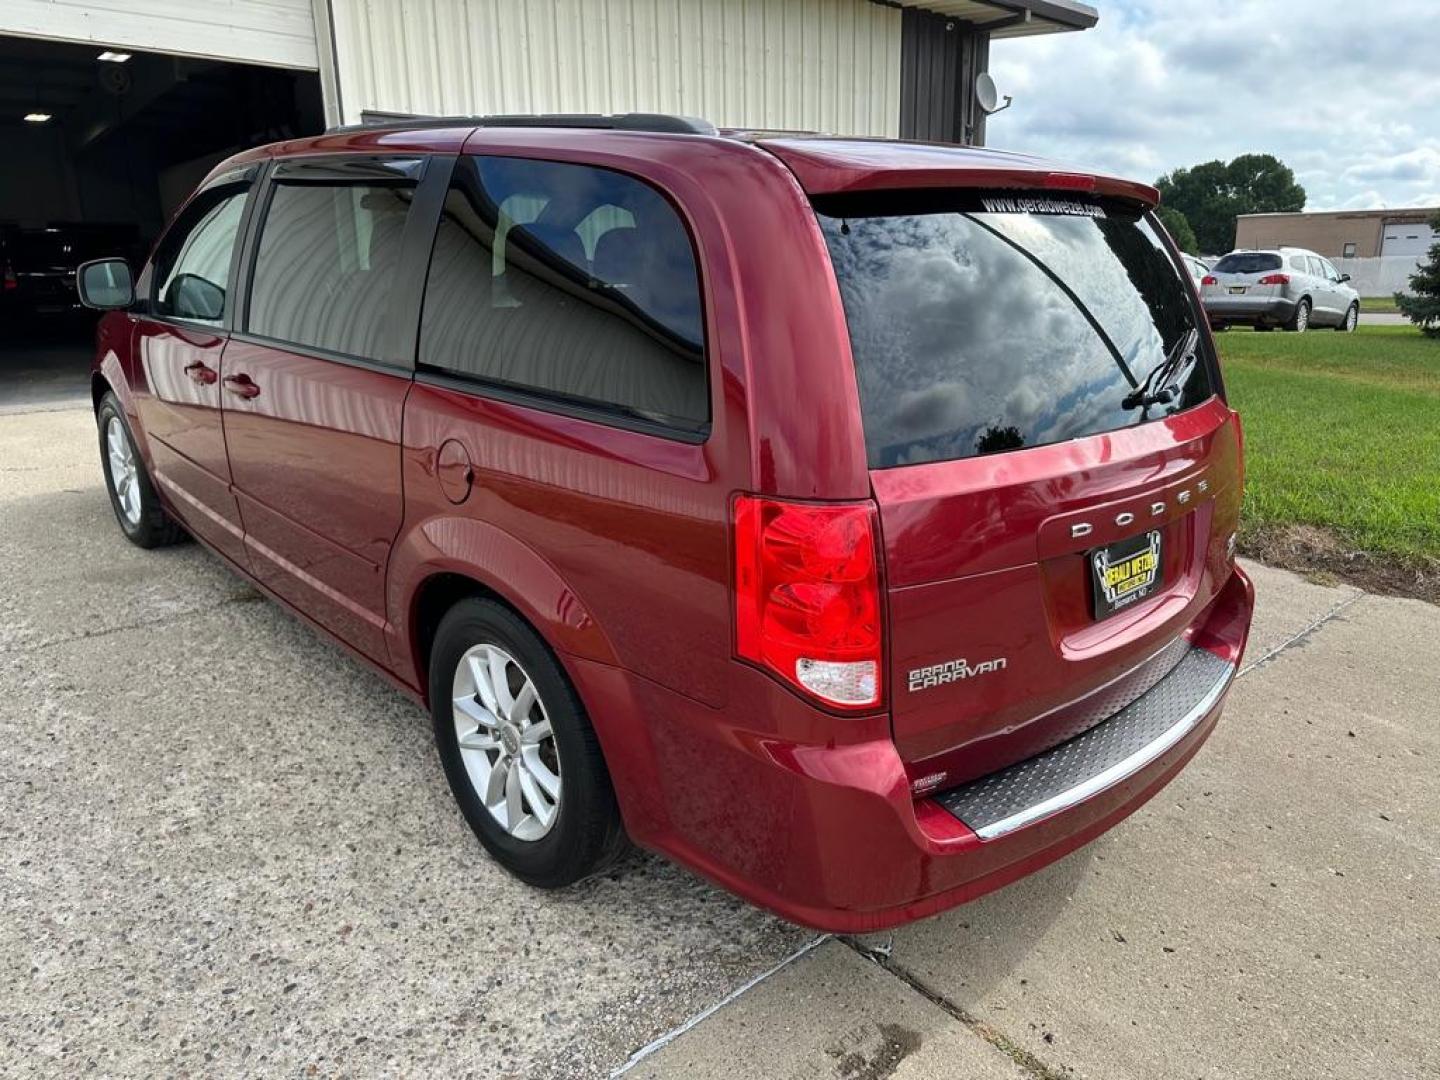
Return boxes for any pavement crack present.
[1238,590,1364,678]
[1,591,260,656]
[609,934,831,1077]
[840,936,1069,1080]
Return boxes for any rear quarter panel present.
[386,133,869,713]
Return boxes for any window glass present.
[1306,256,1326,278]
[247,181,414,361]
[1213,252,1282,274]
[1342,242,1357,258]
[1320,258,1340,281]
[152,185,249,324]
[1289,255,1307,272]
[419,156,707,432]
[816,192,1215,467]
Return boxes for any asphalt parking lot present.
[2,407,1437,1079]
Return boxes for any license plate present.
[1229,285,1247,294]
[1090,531,1163,620]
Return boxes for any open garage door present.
[0,35,322,412]
[1,0,318,70]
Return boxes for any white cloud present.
[985,0,1440,211]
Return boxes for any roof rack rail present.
[327,112,717,137]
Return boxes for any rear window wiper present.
[1123,328,1199,410]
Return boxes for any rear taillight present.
[1258,273,1290,285]
[734,495,883,710]
[2,263,15,291]
[1201,275,1218,286]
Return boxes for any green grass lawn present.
[1359,296,1400,314]
[1217,325,1440,562]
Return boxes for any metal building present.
[5,0,1097,143]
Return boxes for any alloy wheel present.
[106,416,141,526]
[451,643,562,841]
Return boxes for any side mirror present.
[76,258,134,310]
[1338,273,1351,283]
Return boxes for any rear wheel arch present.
[390,516,620,698]
[403,558,618,708]
[411,572,506,702]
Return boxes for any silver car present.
[1200,247,1360,332]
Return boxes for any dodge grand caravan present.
[79,115,1253,932]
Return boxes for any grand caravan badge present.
[1091,530,1163,620]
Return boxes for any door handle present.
[223,373,261,400]
[183,360,218,385]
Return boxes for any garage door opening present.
[0,35,323,412]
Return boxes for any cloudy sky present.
[986,0,1440,210]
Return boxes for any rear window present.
[1213,252,1283,274]
[815,192,1216,467]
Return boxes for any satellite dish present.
[974,72,1013,116]
[976,73,999,114]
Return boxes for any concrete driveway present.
[2,408,1436,1079]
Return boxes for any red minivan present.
[78,115,1253,932]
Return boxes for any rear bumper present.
[571,565,1254,933]
[1202,294,1295,324]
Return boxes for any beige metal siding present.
[1234,210,1437,260]
[328,0,901,136]
[1,0,318,69]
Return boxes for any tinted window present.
[1213,252,1283,274]
[247,181,414,361]
[418,156,707,432]
[153,185,250,324]
[816,192,1215,467]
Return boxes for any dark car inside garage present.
[0,34,321,412]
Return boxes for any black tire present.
[96,392,186,548]
[1336,302,1359,332]
[1287,298,1311,333]
[429,597,626,888]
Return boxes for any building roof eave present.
[886,0,1099,38]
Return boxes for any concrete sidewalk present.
[2,409,1436,1079]
[628,564,1440,1078]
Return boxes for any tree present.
[1155,154,1306,255]
[1395,211,1440,338]
[1155,206,1198,254]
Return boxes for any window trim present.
[237,153,452,372]
[413,152,713,441]
[227,329,413,377]
[415,368,710,444]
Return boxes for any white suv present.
[1200,247,1360,332]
